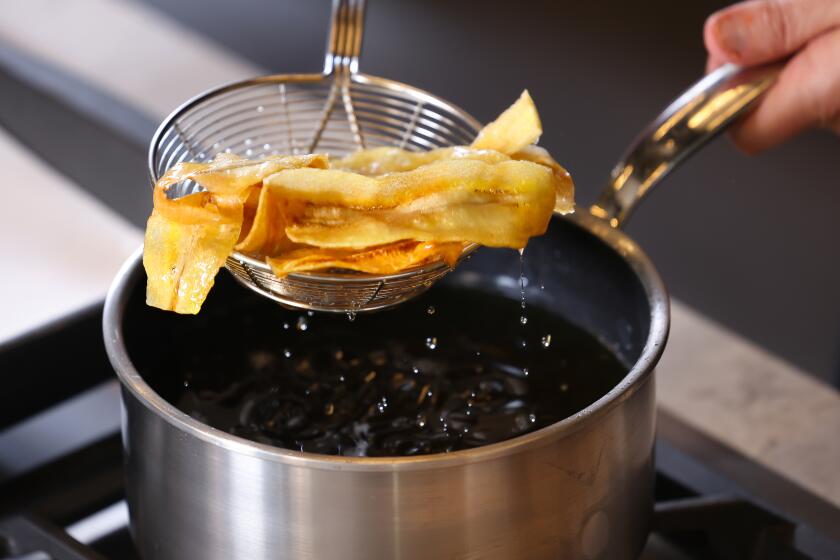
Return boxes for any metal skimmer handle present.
[324,0,366,76]
[591,63,779,228]
[312,0,368,152]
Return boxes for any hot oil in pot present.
[151,286,627,457]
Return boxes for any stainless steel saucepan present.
[103,2,777,558]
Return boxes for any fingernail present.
[713,14,745,59]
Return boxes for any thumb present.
[705,0,840,66]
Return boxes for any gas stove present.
[1,303,839,560]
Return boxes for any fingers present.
[728,28,840,153]
[704,0,840,66]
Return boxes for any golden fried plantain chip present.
[335,146,509,175]
[143,188,242,314]
[510,145,574,214]
[267,240,467,276]
[235,184,301,255]
[470,90,542,154]
[263,158,557,249]
[334,91,573,213]
[158,153,329,195]
[336,145,573,214]
[143,154,329,313]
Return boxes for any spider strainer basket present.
[149,0,482,312]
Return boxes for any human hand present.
[704,0,840,153]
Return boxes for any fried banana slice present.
[157,153,329,195]
[267,240,468,276]
[263,158,557,250]
[511,145,574,214]
[334,91,573,214]
[144,153,329,313]
[143,187,242,314]
[470,90,542,154]
[334,91,542,175]
[235,183,300,255]
[335,146,509,175]
[337,145,574,215]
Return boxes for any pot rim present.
[103,211,669,471]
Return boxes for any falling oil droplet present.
[522,367,529,376]
[346,311,356,322]
[307,310,315,317]
[296,316,308,331]
[283,348,292,358]
[518,247,527,314]
[541,334,552,348]
[282,322,290,330]
[520,316,528,325]
[528,413,537,423]
[425,336,438,350]
[427,305,436,315]
[412,366,420,374]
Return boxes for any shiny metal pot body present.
[104,212,669,559]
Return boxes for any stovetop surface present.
[1,304,839,560]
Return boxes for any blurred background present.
[0,0,838,384]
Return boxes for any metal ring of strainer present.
[148,0,482,313]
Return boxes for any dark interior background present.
[137,0,840,384]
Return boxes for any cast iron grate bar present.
[653,494,808,559]
[0,515,105,560]
[0,435,123,526]
[0,304,111,431]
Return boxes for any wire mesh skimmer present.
[149,0,482,313]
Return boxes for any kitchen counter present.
[662,302,840,509]
[1,0,838,519]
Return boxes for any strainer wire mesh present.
[149,72,482,312]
